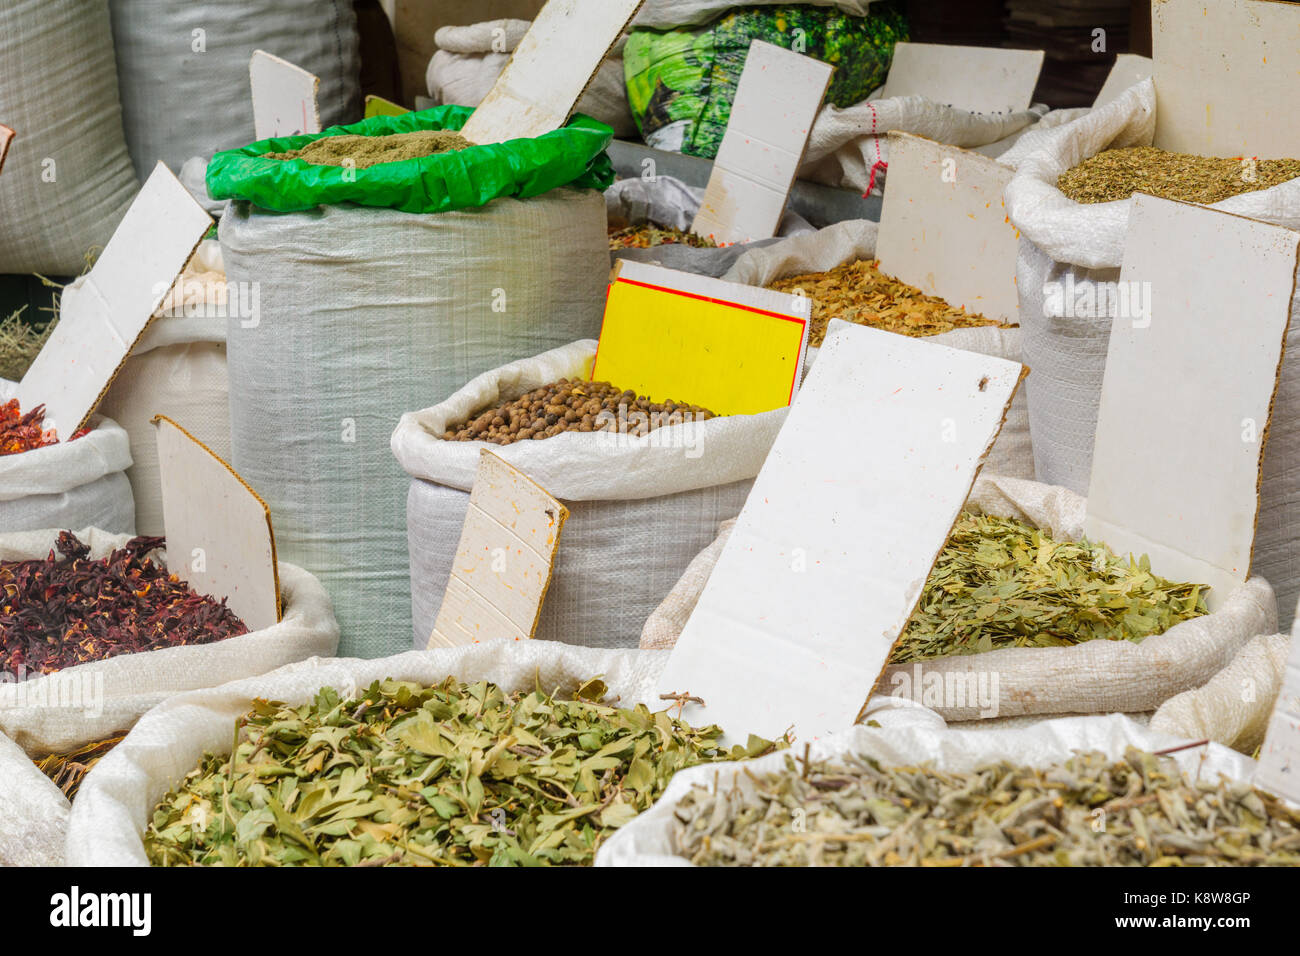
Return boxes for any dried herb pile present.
[443,378,718,445]
[0,532,249,678]
[145,677,777,867]
[674,747,1300,866]
[35,735,125,801]
[0,308,53,383]
[766,259,1005,347]
[891,512,1208,664]
[264,130,472,169]
[0,399,61,455]
[608,224,719,250]
[1058,146,1300,205]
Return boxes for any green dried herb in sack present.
[1058,146,1300,205]
[674,746,1300,866]
[608,223,719,250]
[265,130,473,169]
[890,512,1208,664]
[145,676,778,867]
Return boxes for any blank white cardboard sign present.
[459,0,644,145]
[1153,0,1300,158]
[250,50,322,140]
[16,163,210,436]
[1084,195,1299,611]
[0,125,12,176]
[429,450,569,648]
[1094,53,1153,109]
[879,42,1043,115]
[691,41,833,244]
[1255,603,1300,802]
[656,319,1024,744]
[876,132,1019,324]
[154,416,281,633]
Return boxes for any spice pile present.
[0,532,249,678]
[1058,146,1300,205]
[0,399,61,455]
[891,512,1208,664]
[673,747,1300,866]
[443,378,719,445]
[608,224,719,250]
[145,677,777,867]
[766,259,1005,347]
[264,130,473,169]
[35,736,125,801]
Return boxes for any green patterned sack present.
[625,3,908,159]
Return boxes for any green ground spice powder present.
[265,130,473,169]
[1058,146,1300,204]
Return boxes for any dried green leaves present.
[891,512,1209,664]
[144,676,777,867]
[1058,146,1300,205]
[673,747,1300,866]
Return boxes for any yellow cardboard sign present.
[364,95,409,119]
[592,262,809,417]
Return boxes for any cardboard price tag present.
[0,125,13,177]
[153,416,281,632]
[1084,196,1299,611]
[364,94,409,119]
[1153,0,1300,158]
[1255,604,1300,803]
[16,162,211,436]
[691,41,833,245]
[879,42,1043,115]
[594,261,809,417]
[875,132,1019,325]
[460,0,645,145]
[1094,54,1153,109]
[250,50,322,140]
[655,319,1024,744]
[429,450,568,648]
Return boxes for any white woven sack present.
[606,176,814,277]
[1151,633,1292,756]
[426,20,636,137]
[0,527,338,867]
[63,641,936,866]
[633,0,878,30]
[640,473,1277,721]
[0,527,340,756]
[98,242,232,536]
[0,731,69,867]
[0,0,139,275]
[108,0,362,179]
[220,190,610,660]
[798,97,1046,195]
[1004,79,1300,628]
[595,712,1260,866]
[0,382,134,535]
[721,219,1034,479]
[392,340,786,650]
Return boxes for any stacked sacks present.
[0,0,138,276]
[427,20,637,138]
[393,340,786,651]
[1004,79,1300,626]
[98,241,233,536]
[212,108,614,658]
[108,0,362,180]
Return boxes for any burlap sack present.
[721,219,1034,479]
[1150,634,1292,756]
[392,340,785,650]
[641,474,1277,721]
[594,712,1260,866]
